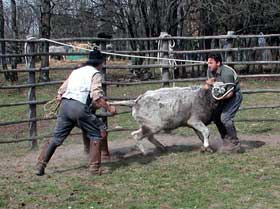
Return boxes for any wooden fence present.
[1,33,280,147]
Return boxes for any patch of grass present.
[0,195,7,209]
[2,144,280,208]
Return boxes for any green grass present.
[1,145,280,208]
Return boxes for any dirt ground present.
[1,133,280,177]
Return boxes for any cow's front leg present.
[189,120,213,153]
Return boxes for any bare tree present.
[0,0,9,81]
[39,0,52,82]
[10,0,19,83]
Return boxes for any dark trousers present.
[51,99,105,146]
[213,91,243,140]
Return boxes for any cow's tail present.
[108,100,136,107]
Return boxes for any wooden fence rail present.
[1,74,280,89]
[0,127,138,144]
[109,46,280,54]
[0,110,132,126]
[0,100,48,107]
[1,33,280,43]
[1,62,280,75]
[1,45,280,58]
[1,117,280,144]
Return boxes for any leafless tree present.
[39,0,53,82]
[10,0,19,83]
[0,0,9,81]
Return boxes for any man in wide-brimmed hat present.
[36,48,116,176]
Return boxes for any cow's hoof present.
[135,143,148,155]
[200,146,214,153]
[157,146,167,152]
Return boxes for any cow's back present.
[132,87,202,131]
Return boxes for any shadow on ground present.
[51,137,266,175]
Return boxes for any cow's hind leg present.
[189,120,213,153]
[132,127,166,154]
[142,126,166,152]
[131,128,147,155]
[147,135,166,152]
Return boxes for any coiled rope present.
[43,99,60,118]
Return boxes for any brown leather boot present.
[219,137,242,153]
[35,140,57,176]
[88,140,109,175]
[100,136,110,161]
[218,122,244,153]
[82,132,90,155]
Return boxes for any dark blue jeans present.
[213,91,243,139]
[51,99,105,146]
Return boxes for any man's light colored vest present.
[62,66,99,104]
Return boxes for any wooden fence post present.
[41,39,49,79]
[100,40,107,119]
[158,32,171,87]
[27,41,37,149]
[10,40,18,83]
[99,38,110,158]
[226,31,235,64]
[0,39,9,80]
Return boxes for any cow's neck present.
[199,88,218,110]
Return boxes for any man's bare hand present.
[100,130,107,139]
[108,105,117,116]
[56,94,62,103]
[206,78,215,86]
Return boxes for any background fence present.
[1,32,280,147]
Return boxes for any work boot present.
[100,136,110,161]
[224,122,238,141]
[82,132,90,155]
[35,141,57,176]
[220,122,243,152]
[219,137,243,153]
[88,140,109,175]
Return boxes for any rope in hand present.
[211,82,235,100]
[43,99,60,118]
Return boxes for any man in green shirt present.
[206,53,243,152]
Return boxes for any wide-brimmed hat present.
[87,49,104,65]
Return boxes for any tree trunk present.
[0,0,9,80]
[39,0,51,82]
[10,0,19,83]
